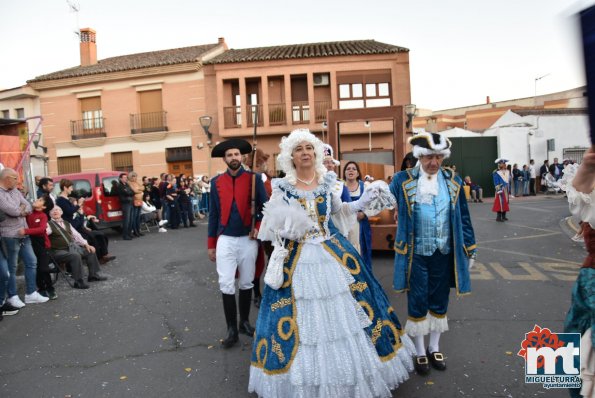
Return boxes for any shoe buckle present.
[417,356,429,365]
[433,352,444,361]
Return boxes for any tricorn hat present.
[211,139,252,158]
[409,132,452,159]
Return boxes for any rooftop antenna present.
[66,0,80,38]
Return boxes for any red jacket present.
[25,210,50,249]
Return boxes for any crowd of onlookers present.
[0,168,213,322]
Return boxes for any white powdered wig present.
[276,128,327,185]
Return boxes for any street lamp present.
[199,115,213,145]
[32,133,47,154]
[534,73,550,106]
[321,121,328,142]
[404,104,416,132]
[364,121,372,151]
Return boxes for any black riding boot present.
[253,278,262,308]
[502,212,508,221]
[221,293,238,348]
[496,212,503,222]
[238,289,256,337]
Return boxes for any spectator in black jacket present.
[115,173,135,240]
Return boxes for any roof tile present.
[205,40,407,65]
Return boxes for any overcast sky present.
[1,0,592,110]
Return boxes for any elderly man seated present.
[46,207,107,289]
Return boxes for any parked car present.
[52,171,123,229]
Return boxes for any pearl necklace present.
[296,174,316,185]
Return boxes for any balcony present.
[70,118,107,140]
[268,103,286,125]
[223,106,241,128]
[292,101,310,124]
[314,100,331,122]
[130,111,168,134]
[246,105,264,128]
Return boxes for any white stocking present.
[429,331,441,353]
[413,334,426,357]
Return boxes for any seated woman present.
[249,129,414,398]
[464,176,484,203]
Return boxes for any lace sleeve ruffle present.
[561,163,595,227]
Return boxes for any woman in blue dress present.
[343,161,373,271]
[249,129,413,398]
[562,152,595,398]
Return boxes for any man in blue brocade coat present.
[389,132,477,375]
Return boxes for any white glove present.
[468,258,475,270]
[348,187,378,213]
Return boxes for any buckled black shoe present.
[414,355,431,375]
[221,327,239,348]
[427,350,447,371]
[73,279,90,289]
[239,320,255,337]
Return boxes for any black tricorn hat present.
[211,139,252,158]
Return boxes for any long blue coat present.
[389,166,477,295]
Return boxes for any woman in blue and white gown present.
[248,129,414,398]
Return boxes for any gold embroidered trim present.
[255,338,268,367]
[271,297,292,312]
[271,335,285,363]
[350,281,368,293]
[429,311,447,319]
[371,318,383,344]
[408,314,427,322]
[358,300,375,322]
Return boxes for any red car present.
[52,171,123,229]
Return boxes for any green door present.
[447,137,497,197]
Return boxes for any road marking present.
[477,231,562,245]
[478,246,581,265]
[535,262,581,281]
[473,217,558,233]
[469,262,579,281]
[489,262,549,281]
[469,263,495,280]
[511,205,553,213]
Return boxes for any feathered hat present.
[494,158,509,164]
[322,144,340,166]
[409,132,452,159]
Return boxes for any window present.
[71,179,92,198]
[15,108,25,119]
[80,97,103,129]
[102,176,120,196]
[338,79,391,109]
[1,110,9,118]
[111,151,133,172]
[57,156,81,174]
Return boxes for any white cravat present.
[417,167,439,205]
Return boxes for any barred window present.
[57,156,81,174]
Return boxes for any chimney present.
[80,28,97,66]
[218,37,225,44]
[486,95,490,104]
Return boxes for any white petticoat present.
[249,242,414,398]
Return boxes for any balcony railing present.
[314,100,331,122]
[223,106,242,128]
[70,118,107,140]
[130,111,168,134]
[292,101,310,124]
[246,105,264,128]
[268,103,286,125]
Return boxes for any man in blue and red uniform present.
[208,139,268,348]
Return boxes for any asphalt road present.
[0,194,584,398]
